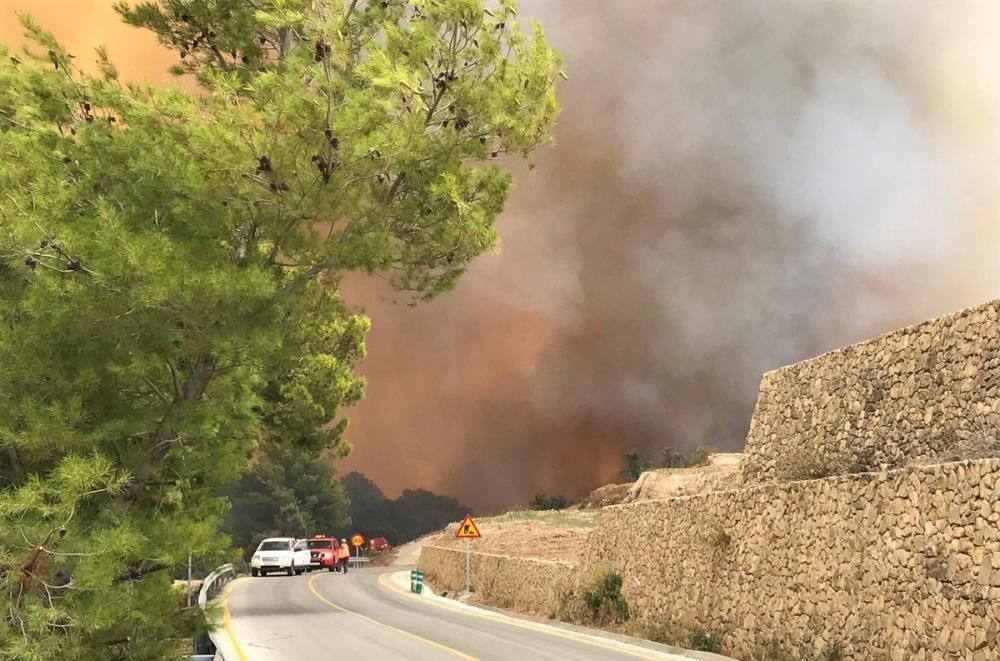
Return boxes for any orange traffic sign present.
[350,533,365,548]
[455,514,481,539]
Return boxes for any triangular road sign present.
[455,513,481,539]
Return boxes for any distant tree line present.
[334,472,472,546]
[222,444,351,559]
[620,446,714,482]
[221,464,472,556]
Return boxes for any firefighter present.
[337,538,351,574]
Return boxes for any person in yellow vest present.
[337,538,351,574]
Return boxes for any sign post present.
[350,533,365,558]
[454,514,481,594]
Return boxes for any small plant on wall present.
[581,562,630,624]
[704,524,732,551]
[690,628,723,652]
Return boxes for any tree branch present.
[115,561,170,584]
[162,355,182,401]
[344,0,360,22]
[5,446,25,485]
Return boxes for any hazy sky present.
[4,1,1000,511]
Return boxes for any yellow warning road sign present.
[455,514,481,539]
[350,533,365,548]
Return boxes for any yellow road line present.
[377,571,658,660]
[306,573,478,661]
[220,577,249,661]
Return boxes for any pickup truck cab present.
[369,537,391,553]
[251,537,300,576]
[306,536,338,572]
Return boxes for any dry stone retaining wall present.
[421,459,1000,659]
[591,458,1000,660]
[418,545,577,617]
[742,300,1000,485]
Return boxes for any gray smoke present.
[343,0,1000,511]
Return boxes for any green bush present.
[778,447,837,481]
[690,628,723,652]
[581,563,630,623]
[688,446,714,466]
[657,445,715,469]
[530,493,571,510]
[658,446,690,469]
[621,450,650,481]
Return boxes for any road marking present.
[377,571,665,660]
[306,573,478,660]
[220,578,249,661]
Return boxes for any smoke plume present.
[342,0,1000,510]
[4,1,1000,511]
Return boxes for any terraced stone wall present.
[592,458,1000,660]
[418,545,577,617]
[741,300,1000,485]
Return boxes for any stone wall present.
[419,545,577,617]
[742,300,1000,485]
[591,458,1000,660]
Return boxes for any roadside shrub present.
[754,639,796,661]
[581,563,630,623]
[689,628,723,652]
[644,623,684,646]
[530,493,571,510]
[753,639,844,661]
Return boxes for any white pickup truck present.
[250,537,312,576]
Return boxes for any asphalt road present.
[215,566,721,661]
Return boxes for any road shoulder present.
[382,569,735,661]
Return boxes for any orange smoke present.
[0,1,175,82]
[7,2,1000,513]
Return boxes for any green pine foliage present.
[222,443,351,558]
[0,1,560,657]
[335,471,471,545]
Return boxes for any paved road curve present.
[216,567,719,661]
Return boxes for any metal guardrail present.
[190,563,237,661]
[198,563,236,607]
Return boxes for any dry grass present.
[430,510,597,563]
[486,509,596,528]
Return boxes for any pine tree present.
[0,1,560,657]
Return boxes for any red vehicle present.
[369,537,391,553]
[307,535,338,571]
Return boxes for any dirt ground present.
[623,452,743,502]
[407,454,744,567]
[420,510,597,563]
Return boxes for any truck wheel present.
[286,565,294,577]
[251,568,259,577]
[260,570,268,577]
[295,568,303,575]
[328,565,335,572]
